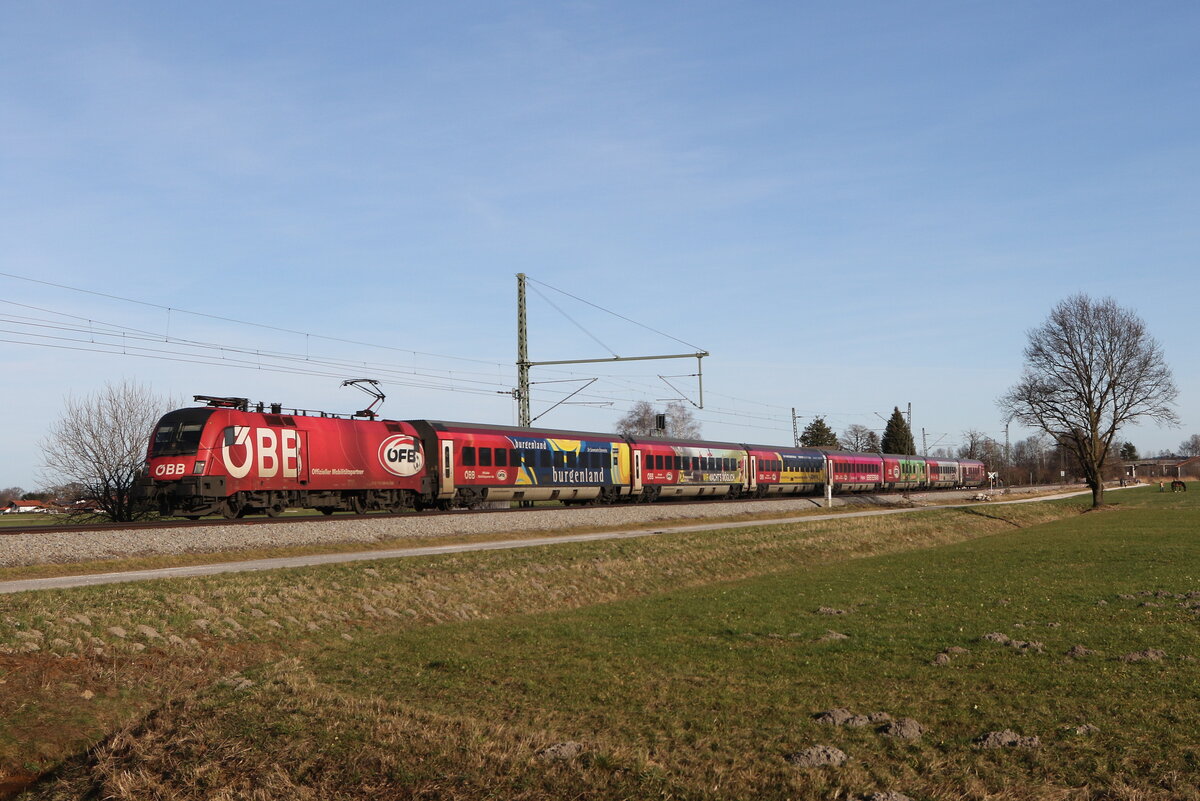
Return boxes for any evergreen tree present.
[880,407,916,455]
[800,416,840,447]
[1119,441,1139,461]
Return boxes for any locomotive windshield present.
[151,408,215,457]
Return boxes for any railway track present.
[0,486,1043,538]
[0,495,819,537]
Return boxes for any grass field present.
[2,488,1198,799]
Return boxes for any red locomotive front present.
[140,397,426,518]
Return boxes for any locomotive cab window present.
[151,408,215,457]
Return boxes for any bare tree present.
[615,400,701,439]
[1010,434,1053,485]
[840,424,880,452]
[958,430,1004,468]
[999,295,1178,507]
[1179,434,1200,458]
[40,380,178,521]
[0,487,24,506]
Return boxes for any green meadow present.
[4,487,1199,799]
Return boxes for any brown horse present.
[1172,480,1187,492]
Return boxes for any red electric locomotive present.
[144,396,426,518]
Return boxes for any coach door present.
[438,437,455,500]
[632,449,643,494]
[747,455,757,492]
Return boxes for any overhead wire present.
[1,272,823,435]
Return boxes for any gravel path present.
[0,487,1076,569]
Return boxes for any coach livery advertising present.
[137,395,986,519]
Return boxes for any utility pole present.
[515,273,708,427]
[517,273,531,426]
[792,407,801,447]
[922,427,928,457]
[906,402,912,432]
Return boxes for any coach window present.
[461,447,476,467]
[496,449,508,467]
[479,448,492,467]
[566,452,577,468]
[644,453,653,470]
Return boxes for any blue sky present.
[2,2,1197,490]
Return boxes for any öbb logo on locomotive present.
[222,426,302,479]
[378,434,423,477]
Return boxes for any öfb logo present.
[379,435,423,477]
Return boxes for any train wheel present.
[349,495,366,515]
[265,501,286,518]
[220,496,244,519]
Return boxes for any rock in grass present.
[785,745,847,767]
[814,708,856,725]
[974,729,1040,749]
[816,606,848,615]
[879,718,925,740]
[536,741,584,762]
